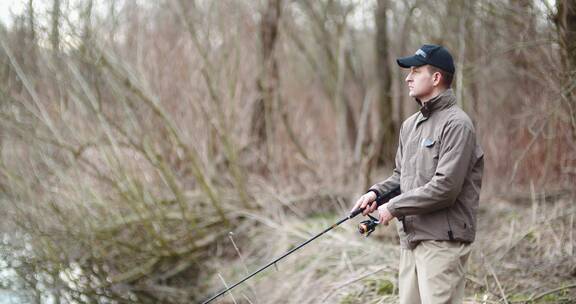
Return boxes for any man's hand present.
[377,203,394,225]
[351,191,378,216]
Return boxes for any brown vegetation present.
[0,0,574,303]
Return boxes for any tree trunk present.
[555,0,576,139]
[556,0,576,71]
[50,0,61,53]
[373,0,397,167]
[466,5,479,121]
[252,0,281,157]
[396,2,418,122]
[80,0,93,56]
[26,0,37,71]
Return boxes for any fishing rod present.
[200,186,401,304]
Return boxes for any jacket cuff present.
[366,188,382,200]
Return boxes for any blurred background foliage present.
[0,0,574,303]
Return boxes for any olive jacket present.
[370,89,484,249]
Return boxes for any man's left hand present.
[377,203,394,226]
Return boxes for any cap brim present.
[396,55,427,68]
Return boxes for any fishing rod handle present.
[349,186,401,218]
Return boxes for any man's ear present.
[433,72,442,87]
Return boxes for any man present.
[351,44,484,304]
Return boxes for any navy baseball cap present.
[397,44,455,74]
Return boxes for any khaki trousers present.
[399,241,471,304]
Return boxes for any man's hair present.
[426,65,454,88]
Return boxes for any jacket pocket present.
[447,213,475,242]
[417,138,440,181]
[401,216,415,239]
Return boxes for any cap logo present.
[415,49,427,58]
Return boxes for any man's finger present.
[369,201,376,212]
[363,201,374,215]
[377,212,387,226]
[351,200,361,213]
[362,202,369,215]
[352,196,366,213]
[360,196,369,208]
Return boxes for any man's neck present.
[420,87,447,104]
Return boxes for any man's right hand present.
[350,191,378,216]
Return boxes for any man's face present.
[405,65,437,100]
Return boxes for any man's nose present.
[405,73,412,83]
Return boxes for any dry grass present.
[0,1,575,303]
[200,191,576,304]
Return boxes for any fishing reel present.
[358,214,380,237]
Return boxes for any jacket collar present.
[415,89,456,118]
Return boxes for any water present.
[0,254,27,303]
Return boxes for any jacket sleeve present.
[386,120,476,217]
[369,122,404,196]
